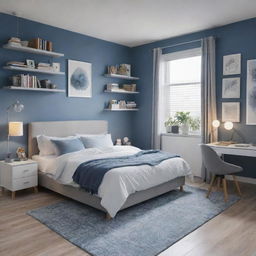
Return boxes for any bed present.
[28,120,190,219]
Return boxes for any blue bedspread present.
[72,150,179,194]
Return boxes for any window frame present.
[163,47,202,135]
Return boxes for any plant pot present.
[166,126,172,133]
[180,123,189,135]
[171,125,179,134]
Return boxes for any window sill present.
[161,133,202,138]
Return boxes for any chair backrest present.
[200,144,224,175]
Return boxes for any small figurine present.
[16,147,27,161]
[123,137,131,145]
[115,138,122,146]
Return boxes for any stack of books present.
[6,61,27,68]
[7,37,21,47]
[126,101,137,109]
[11,74,39,88]
[28,38,53,51]
[37,63,53,71]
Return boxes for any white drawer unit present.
[0,159,38,199]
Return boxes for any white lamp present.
[224,121,234,131]
[9,122,23,136]
[6,122,24,163]
[212,120,220,128]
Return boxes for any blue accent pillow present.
[80,134,113,148]
[51,138,85,156]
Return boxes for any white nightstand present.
[0,159,38,199]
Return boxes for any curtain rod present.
[153,38,202,51]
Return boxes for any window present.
[164,48,201,134]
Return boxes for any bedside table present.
[0,159,38,199]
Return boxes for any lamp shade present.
[8,122,23,136]
[224,121,233,131]
[212,120,220,128]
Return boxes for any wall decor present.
[222,77,240,98]
[246,59,256,124]
[222,102,240,122]
[26,59,35,68]
[68,60,92,98]
[223,53,241,75]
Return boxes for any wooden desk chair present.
[200,144,243,202]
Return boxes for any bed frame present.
[28,120,185,219]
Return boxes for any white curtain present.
[152,48,165,149]
[201,36,218,181]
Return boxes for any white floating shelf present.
[3,44,64,57]
[104,74,139,80]
[4,86,65,93]
[104,90,139,94]
[3,66,65,75]
[104,108,139,111]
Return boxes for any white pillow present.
[79,134,113,148]
[37,135,77,156]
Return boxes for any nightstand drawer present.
[12,164,37,179]
[12,176,37,191]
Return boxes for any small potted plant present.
[164,117,179,133]
[175,112,200,135]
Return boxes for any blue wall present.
[0,13,135,159]
[131,18,256,178]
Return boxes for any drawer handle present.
[24,181,30,184]
[23,169,30,173]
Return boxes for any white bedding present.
[34,146,191,217]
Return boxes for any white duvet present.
[34,146,191,217]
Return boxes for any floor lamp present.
[6,101,24,163]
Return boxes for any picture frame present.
[26,59,35,69]
[52,62,60,72]
[222,77,240,98]
[223,54,241,75]
[246,59,256,125]
[68,60,92,98]
[222,102,240,122]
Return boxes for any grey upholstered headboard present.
[28,120,108,158]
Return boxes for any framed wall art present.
[68,60,92,98]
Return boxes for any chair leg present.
[222,178,228,202]
[232,175,242,196]
[206,175,216,198]
[217,177,221,190]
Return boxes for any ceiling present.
[1,0,256,47]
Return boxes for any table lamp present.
[6,122,24,162]
[5,100,24,162]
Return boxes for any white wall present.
[161,134,202,177]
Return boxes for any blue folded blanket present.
[72,150,179,194]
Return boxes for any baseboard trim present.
[226,175,256,185]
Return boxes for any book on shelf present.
[6,61,27,68]
[10,74,39,88]
[28,38,53,51]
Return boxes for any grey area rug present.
[28,186,239,256]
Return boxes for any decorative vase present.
[166,126,172,133]
[180,123,189,135]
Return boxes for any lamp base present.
[5,153,14,163]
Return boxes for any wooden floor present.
[0,181,256,256]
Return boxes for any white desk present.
[207,143,256,184]
[207,143,256,157]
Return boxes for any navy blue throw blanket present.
[72,150,180,194]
